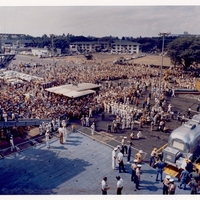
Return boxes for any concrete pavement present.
[0,126,193,195]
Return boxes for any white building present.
[70,40,140,54]
[70,41,109,53]
[31,48,61,58]
[111,40,140,54]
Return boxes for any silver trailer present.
[163,114,200,168]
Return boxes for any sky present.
[0,1,200,38]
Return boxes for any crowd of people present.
[1,55,200,195]
[109,142,200,195]
[0,57,197,125]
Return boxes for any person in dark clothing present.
[117,150,126,173]
[186,159,194,173]
[162,175,171,195]
[188,178,198,194]
[189,168,200,183]
[101,111,105,120]
[178,169,189,190]
[127,142,133,163]
[107,124,111,133]
[116,176,123,195]
[155,158,165,182]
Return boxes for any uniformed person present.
[134,164,141,191]
[101,177,110,195]
[112,147,118,170]
[150,148,157,167]
[45,130,50,149]
[58,127,64,144]
[155,158,165,182]
[168,178,176,195]
[131,159,138,182]
[162,175,171,195]
[116,176,123,195]
[188,178,198,194]
[91,122,95,135]
[135,150,143,164]
[121,137,127,155]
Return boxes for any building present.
[111,40,140,54]
[70,40,140,54]
[70,41,110,53]
[31,47,61,58]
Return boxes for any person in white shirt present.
[112,147,118,169]
[117,150,126,173]
[91,122,95,135]
[45,130,50,149]
[116,176,123,194]
[101,177,109,195]
[137,131,142,139]
[85,115,90,127]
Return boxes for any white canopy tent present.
[45,83,100,98]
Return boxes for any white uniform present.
[91,123,95,135]
[85,116,90,127]
[10,136,15,151]
[112,149,117,169]
[117,178,123,188]
[45,131,50,148]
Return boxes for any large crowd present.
[0,57,198,125]
[1,56,200,195]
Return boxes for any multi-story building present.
[70,40,140,54]
[70,41,110,53]
[111,40,140,54]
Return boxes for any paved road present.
[0,126,193,195]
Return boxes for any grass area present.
[61,53,172,66]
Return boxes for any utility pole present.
[158,32,170,99]
[50,34,56,77]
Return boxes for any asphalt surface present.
[0,126,193,195]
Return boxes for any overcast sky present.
[0,4,200,38]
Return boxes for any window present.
[173,141,184,151]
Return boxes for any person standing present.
[150,148,157,167]
[91,122,95,135]
[10,135,17,151]
[121,137,127,155]
[2,111,8,122]
[188,178,198,195]
[134,164,141,191]
[58,126,64,144]
[45,130,50,149]
[117,150,126,173]
[127,142,133,164]
[116,176,123,195]
[185,159,194,173]
[131,159,138,182]
[155,158,165,182]
[168,178,176,195]
[101,177,110,195]
[81,115,85,126]
[178,168,189,190]
[61,120,67,143]
[162,175,171,195]
[135,150,143,164]
[112,147,118,170]
[89,107,92,117]
[85,115,90,127]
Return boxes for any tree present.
[167,37,200,70]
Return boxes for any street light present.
[158,32,170,99]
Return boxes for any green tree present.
[167,37,200,70]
